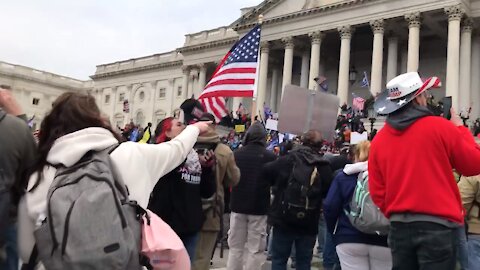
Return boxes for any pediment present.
[233,0,367,30]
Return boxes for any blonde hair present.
[355,140,371,162]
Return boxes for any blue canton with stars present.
[223,25,261,66]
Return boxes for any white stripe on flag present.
[203,84,255,93]
[206,73,257,85]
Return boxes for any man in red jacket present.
[368,72,480,270]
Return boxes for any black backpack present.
[280,157,323,227]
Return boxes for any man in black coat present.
[226,122,277,270]
[264,130,333,270]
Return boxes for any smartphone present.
[442,96,452,120]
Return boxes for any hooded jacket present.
[264,145,333,235]
[230,122,277,215]
[369,103,480,225]
[324,162,388,247]
[17,126,200,262]
[195,126,240,232]
[148,149,215,236]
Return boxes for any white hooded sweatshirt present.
[17,125,200,262]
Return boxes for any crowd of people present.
[0,70,480,270]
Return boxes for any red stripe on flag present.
[207,98,222,121]
[215,97,229,114]
[199,90,254,99]
[205,79,255,89]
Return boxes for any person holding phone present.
[369,72,480,270]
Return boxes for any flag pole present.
[251,14,264,123]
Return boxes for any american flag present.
[199,25,261,122]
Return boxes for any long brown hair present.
[28,92,121,191]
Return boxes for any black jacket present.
[230,123,277,215]
[264,146,333,235]
[148,150,215,236]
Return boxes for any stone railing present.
[0,61,89,90]
[94,51,183,75]
[184,26,238,46]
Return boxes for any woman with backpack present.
[148,117,216,263]
[323,140,392,270]
[16,92,211,269]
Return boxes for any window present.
[119,93,125,102]
[159,88,166,99]
[105,94,110,104]
[32,98,40,106]
[139,91,145,101]
[177,86,183,97]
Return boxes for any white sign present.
[265,119,278,131]
[350,131,369,145]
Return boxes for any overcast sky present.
[0,0,262,80]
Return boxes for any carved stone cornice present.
[0,69,87,91]
[309,31,324,45]
[370,19,384,34]
[90,60,183,80]
[177,37,238,54]
[281,36,295,49]
[233,0,379,32]
[405,12,421,28]
[445,5,465,22]
[338,26,353,40]
[197,63,207,71]
[462,18,474,33]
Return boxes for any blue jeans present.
[271,227,316,270]
[468,234,480,268]
[180,232,199,263]
[0,224,18,270]
[317,213,326,254]
[456,226,468,270]
[323,230,340,270]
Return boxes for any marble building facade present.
[3,0,480,128]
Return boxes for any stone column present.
[198,63,207,97]
[188,69,198,99]
[386,36,399,81]
[400,45,408,74]
[337,26,352,106]
[270,68,280,111]
[255,41,270,118]
[181,67,189,99]
[300,50,310,88]
[405,12,421,72]
[281,36,295,96]
[471,35,480,119]
[308,31,323,90]
[445,5,465,110]
[231,97,242,117]
[370,19,385,96]
[459,18,473,111]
